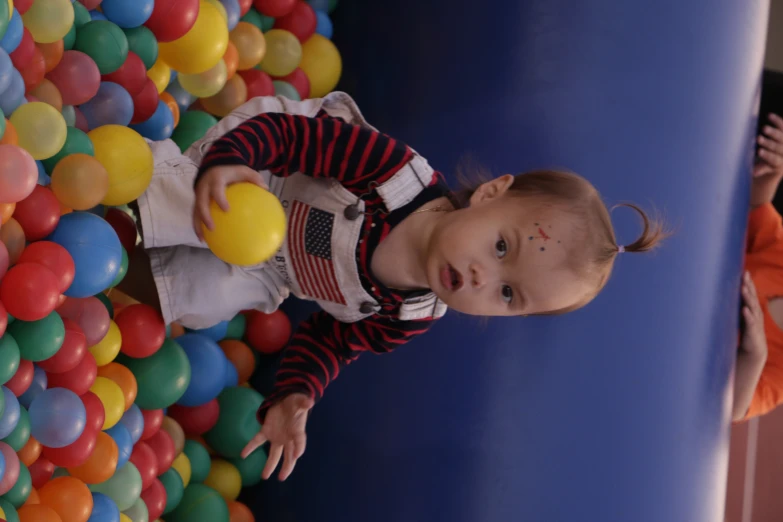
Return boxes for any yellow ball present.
[119,514,132,522]
[0,505,5,518]
[300,34,342,98]
[202,183,286,266]
[179,59,228,98]
[6,0,11,19]
[90,376,125,430]
[89,320,121,366]
[260,29,301,77]
[147,58,171,95]
[171,453,192,488]
[203,459,241,501]
[88,125,153,206]
[204,0,227,22]
[159,0,228,74]
[9,102,67,160]
[21,0,74,43]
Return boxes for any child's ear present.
[469,174,515,205]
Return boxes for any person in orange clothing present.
[733,112,783,421]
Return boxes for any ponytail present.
[614,203,670,254]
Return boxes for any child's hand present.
[193,165,269,240]
[752,114,783,207]
[740,272,767,360]
[240,393,314,481]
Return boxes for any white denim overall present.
[136,92,448,329]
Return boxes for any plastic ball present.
[4,359,32,398]
[49,155,107,211]
[100,0,154,29]
[36,318,85,376]
[181,440,209,483]
[18,366,46,410]
[238,7,264,31]
[12,417,36,460]
[0,202,13,225]
[80,82,134,128]
[89,377,123,430]
[0,263,58,322]
[29,78,62,111]
[122,26,157,69]
[167,483,228,522]
[0,334,18,387]
[143,0,199,43]
[87,125,153,206]
[88,461,142,512]
[170,453,190,487]
[259,29,300,77]
[203,460,240,501]
[56,296,110,348]
[254,0,294,17]
[274,1,315,42]
[17,504,60,522]
[1,461,30,508]
[158,0,228,74]
[20,0,73,44]
[118,404,144,445]
[0,443,18,496]
[274,66,309,98]
[146,429,175,474]
[0,66,24,117]
[130,77,158,124]
[128,441,157,491]
[108,247,127,286]
[228,445,265,487]
[314,9,332,39]
[28,456,54,489]
[227,501,254,522]
[129,100,174,141]
[173,334,226,407]
[106,423,132,469]
[122,498,148,522]
[202,183,286,266]
[179,59,227,98]
[100,51,145,97]
[96,363,137,412]
[161,417,185,455]
[0,146,33,205]
[235,68,271,99]
[7,310,65,362]
[28,388,86,448]
[146,57,169,93]
[37,40,63,73]
[245,310,290,353]
[18,45,44,91]
[9,102,66,160]
[272,79,299,100]
[170,110,216,152]
[218,340,255,385]
[66,430,118,485]
[140,478,165,521]
[159,92,180,127]
[158,468,183,515]
[0,10,22,55]
[47,212,122,297]
[299,33,340,98]
[0,218,24,265]
[164,77,195,113]
[74,21,128,75]
[41,127,93,174]
[188,321,228,343]
[46,51,100,105]
[117,339,191,410]
[222,40,239,80]
[11,186,60,240]
[88,492,120,522]
[225,314,246,340]
[38,476,93,522]
[44,352,97,396]
[114,304,165,359]
[139,409,162,441]
[0,388,19,439]
[167,399,218,437]
[229,22,264,71]
[88,320,120,366]
[203,386,263,458]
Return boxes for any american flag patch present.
[289,201,347,305]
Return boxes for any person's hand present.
[740,272,767,361]
[752,113,783,207]
[240,393,314,481]
[193,165,269,240]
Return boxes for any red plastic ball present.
[13,185,60,241]
[18,241,76,294]
[29,457,55,489]
[238,69,274,99]
[6,359,34,397]
[144,0,200,43]
[47,51,102,106]
[20,46,46,93]
[37,318,87,374]
[46,351,97,396]
[81,390,106,434]
[10,28,34,70]
[102,208,138,256]
[115,304,166,358]
[167,399,219,436]
[141,477,167,521]
[56,296,111,349]
[42,427,97,468]
[0,263,60,321]
[13,0,34,14]
[254,0,296,17]
[77,0,102,9]
[131,78,159,124]
[237,0,253,16]
[274,1,317,42]
[0,302,6,338]
[130,441,159,490]
[101,52,148,96]
[274,67,310,99]
[147,429,175,475]
[245,310,291,354]
[140,409,163,440]
[73,107,89,133]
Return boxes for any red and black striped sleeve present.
[197,112,414,195]
[257,310,436,421]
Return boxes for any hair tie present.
[617,245,625,253]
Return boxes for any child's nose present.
[469,264,486,288]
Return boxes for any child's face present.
[425,176,592,316]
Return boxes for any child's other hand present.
[240,393,314,482]
[193,165,269,240]
[752,113,783,207]
[740,272,767,361]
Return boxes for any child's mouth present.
[441,264,463,291]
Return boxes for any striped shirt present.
[198,110,451,419]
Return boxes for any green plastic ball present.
[160,468,185,515]
[182,440,211,484]
[110,247,128,287]
[1,463,30,508]
[204,386,263,459]
[1,407,30,452]
[171,111,218,153]
[225,314,246,340]
[89,462,142,511]
[73,2,91,27]
[123,26,158,70]
[116,339,191,409]
[74,21,129,75]
[167,484,228,522]
[0,335,20,386]
[122,497,149,522]
[229,447,266,487]
[0,498,20,522]
[7,311,65,362]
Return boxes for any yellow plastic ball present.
[88,125,153,206]
[230,22,265,71]
[204,0,227,22]
[90,376,125,430]
[171,453,192,488]
[0,505,5,518]
[119,514,132,522]
[260,29,301,77]
[202,182,286,266]
[203,459,241,501]
[9,102,67,160]
[147,58,171,95]
[300,34,342,98]
[159,0,228,74]
[21,0,74,43]
[50,154,109,211]
[89,320,122,367]
[179,59,228,98]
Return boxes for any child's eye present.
[501,285,513,304]
[495,238,508,258]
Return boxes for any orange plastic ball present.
[67,432,119,484]
[18,504,61,522]
[18,436,43,467]
[38,476,93,522]
[0,119,17,145]
[96,362,138,411]
[219,340,255,384]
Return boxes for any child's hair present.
[454,160,669,315]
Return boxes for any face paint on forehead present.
[528,223,562,251]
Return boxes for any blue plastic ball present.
[47,212,122,297]
[129,100,174,141]
[29,388,86,448]
[0,48,12,95]
[308,0,330,10]
[314,10,333,39]
[36,161,51,186]
[119,404,144,445]
[0,67,24,116]
[220,0,241,30]
[18,366,46,410]
[100,0,154,29]
[165,78,195,113]
[187,321,228,342]
[223,359,238,388]
[89,10,108,21]
[0,9,22,54]
[0,387,19,440]
[174,334,228,407]
[106,423,133,469]
[87,492,120,522]
[80,82,134,128]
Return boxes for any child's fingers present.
[278,441,298,481]
[195,188,215,231]
[192,213,205,242]
[262,443,283,480]
[763,124,783,144]
[759,148,783,167]
[239,168,269,190]
[743,305,755,326]
[754,162,774,178]
[212,181,231,212]
[769,113,783,127]
[240,432,268,459]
